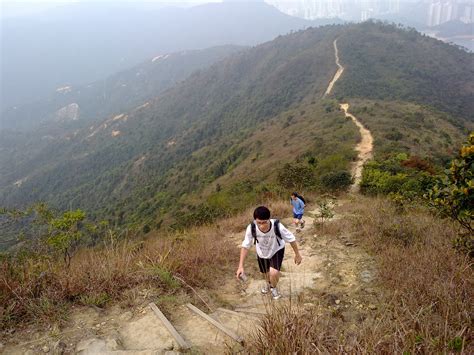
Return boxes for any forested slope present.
[1,22,472,234]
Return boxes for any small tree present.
[428,133,473,255]
[314,199,335,234]
[47,209,86,267]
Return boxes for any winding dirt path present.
[340,104,373,192]
[3,38,378,355]
[324,39,345,97]
[324,38,374,192]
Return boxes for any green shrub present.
[361,154,436,197]
[428,133,473,255]
[320,170,352,191]
[150,266,180,290]
[277,163,316,190]
[316,154,348,175]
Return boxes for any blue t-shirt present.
[291,197,305,214]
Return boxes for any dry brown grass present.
[0,224,237,331]
[245,196,473,353]
[248,301,332,354]
[350,197,473,353]
[0,198,294,333]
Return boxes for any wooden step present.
[148,302,191,350]
[186,303,244,344]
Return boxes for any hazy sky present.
[0,0,222,4]
[0,0,223,18]
[1,0,221,3]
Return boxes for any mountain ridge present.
[1,1,340,111]
[1,22,472,234]
[1,45,245,131]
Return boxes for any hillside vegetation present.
[1,195,472,353]
[348,99,471,162]
[2,1,335,112]
[335,21,474,121]
[0,25,340,228]
[1,22,473,242]
[1,21,473,353]
[1,45,244,131]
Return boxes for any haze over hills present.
[0,22,472,240]
[1,45,244,131]
[334,22,474,120]
[1,1,340,112]
[268,0,474,51]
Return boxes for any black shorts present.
[257,248,285,273]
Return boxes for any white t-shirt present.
[241,219,296,259]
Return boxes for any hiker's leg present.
[257,256,271,293]
[300,217,305,228]
[268,248,285,287]
[257,256,270,275]
[292,212,299,226]
[264,272,270,283]
[268,267,280,288]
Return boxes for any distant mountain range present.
[432,20,473,38]
[1,22,472,239]
[1,1,340,112]
[1,45,244,131]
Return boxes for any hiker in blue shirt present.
[290,192,305,230]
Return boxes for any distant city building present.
[265,0,472,26]
[265,0,400,20]
[265,0,349,19]
[427,1,473,26]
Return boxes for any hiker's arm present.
[290,241,302,265]
[236,247,249,279]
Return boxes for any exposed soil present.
[2,36,378,355]
[324,39,345,97]
[340,103,374,192]
[2,203,380,354]
[325,38,374,193]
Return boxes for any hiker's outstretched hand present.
[236,267,244,280]
[294,253,302,265]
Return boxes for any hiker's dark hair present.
[291,192,298,197]
[253,206,270,220]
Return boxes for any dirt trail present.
[3,39,378,355]
[4,205,379,355]
[341,104,374,192]
[324,38,374,192]
[324,39,344,97]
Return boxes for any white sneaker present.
[261,283,270,294]
[270,287,282,300]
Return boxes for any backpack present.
[251,219,282,246]
[295,193,306,205]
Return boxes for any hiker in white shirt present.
[236,206,302,299]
